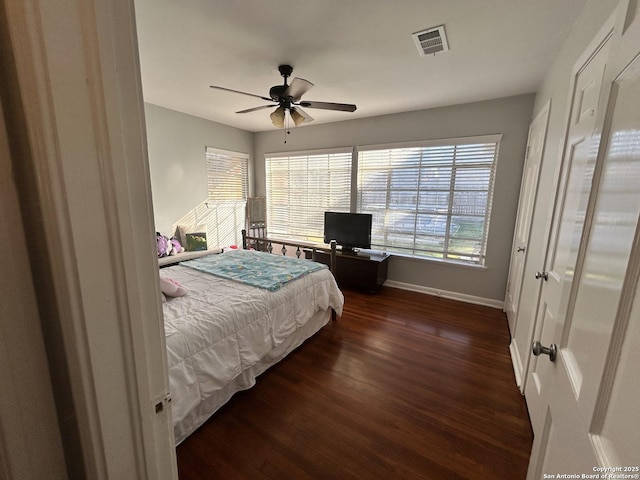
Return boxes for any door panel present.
[524,32,612,429]
[598,282,640,465]
[566,94,640,416]
[506,103,549,339]
[507,104,551,389]
[547,139,596,286]
[527,10,640,475]
[564,47,640,427]
[533,361,599,478]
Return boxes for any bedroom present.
[2,0,639,478]
[140,0,545,306]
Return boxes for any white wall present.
[254,95,535,303]
[144,103,254,235]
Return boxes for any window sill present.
[378,250,488,271]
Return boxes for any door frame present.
[1,0,176,478]
[0,87,68,480]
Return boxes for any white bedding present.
[161,260,344,444]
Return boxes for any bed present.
[160,248,344,444]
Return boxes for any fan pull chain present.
[284,111,291,143]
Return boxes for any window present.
[204,147,249,247]
[265,148,352,242]
[206,147,249,200]
[357,136,500,264]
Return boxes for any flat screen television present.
[324,211,372,252]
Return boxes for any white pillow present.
[159,276,187,297]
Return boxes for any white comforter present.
[161,262,344,428]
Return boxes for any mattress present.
[161,258,344,444]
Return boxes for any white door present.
[505,102,550,335]
[523,22,613,421]
[527,9,640,477]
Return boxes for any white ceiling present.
[134,0,588,133]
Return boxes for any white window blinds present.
[265,148,352,242]
[204,147,249,247]
[206,147,249,200]
[357,136,500,264]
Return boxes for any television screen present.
[324,212,372,250]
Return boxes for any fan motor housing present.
[269,85,287,101]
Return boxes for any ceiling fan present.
[210,64,357,128]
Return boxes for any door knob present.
[532,341,557,362]
[535,271,548,281]
[517,247,526,252]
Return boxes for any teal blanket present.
[180,249,327,291]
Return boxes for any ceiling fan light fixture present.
[270,106,285,128]
[290,107,305,127]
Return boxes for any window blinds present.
[265,148,352,242]
[357,136,500,264]
[205,147,249,201]
[204,147,249,247]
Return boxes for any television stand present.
[311,250,389,293]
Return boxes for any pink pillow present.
[159,276,187,297]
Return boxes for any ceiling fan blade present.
[298,100,357,112]
[292,106,314,123]
[210,85,273,102]
[236,105,274,114]
[285,78,314,102]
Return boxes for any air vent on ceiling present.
[412,25,449,57]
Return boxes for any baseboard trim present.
[383,280,504,309]
[509,341,524,392]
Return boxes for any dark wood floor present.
[176,287,533,479]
